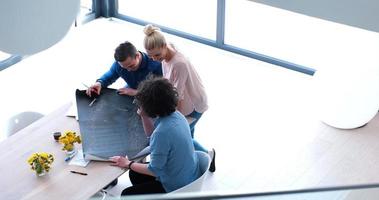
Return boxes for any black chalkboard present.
[75,88,148,160]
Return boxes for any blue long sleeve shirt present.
[97,52,162,89]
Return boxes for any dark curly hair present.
[135,76,178,118]
[114,41,137,62]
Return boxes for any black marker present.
[70,170,87,176]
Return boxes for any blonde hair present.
[143,24,166,50]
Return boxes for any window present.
[118,0,217,40]
[77,0,95,24]
[81,0,93,16]
[225,0,379,71]
[115,0,379,74]
[116,0,315,74]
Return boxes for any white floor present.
[1,18,379,199]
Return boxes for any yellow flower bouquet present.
[58,131,81,153]
[27,152,54,176]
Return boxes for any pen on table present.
[70,170,88,176]
[64,151,77,162]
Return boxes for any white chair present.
[170,151,211,193]
[94,151,210,199]
[5,111,44,137]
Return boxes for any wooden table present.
[0,103,126,200]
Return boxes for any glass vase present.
[34,162,46,177]
[65,146,76,156]
[37,170,46,177]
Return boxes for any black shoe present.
[103,178,118,189]
[209,148,216,172]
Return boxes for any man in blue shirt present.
[86,41,162,97]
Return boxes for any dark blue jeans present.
[187,110,207,152]
[187,110,202,137]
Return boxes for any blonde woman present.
[143,24,215,172]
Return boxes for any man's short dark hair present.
[135,76,178,118]
[114,41,137,62]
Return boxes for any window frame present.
[111,0,315,75]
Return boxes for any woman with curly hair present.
[110,77,201,195]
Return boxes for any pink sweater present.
[162,48,208,116]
